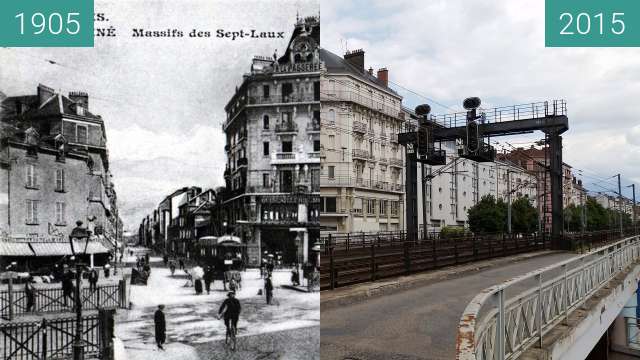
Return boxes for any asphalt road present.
[321,252,577,360]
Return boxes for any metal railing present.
[0,282,127,320]
[456,235,640,360]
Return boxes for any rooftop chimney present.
[37,84,55,106]
[69,91,89,111]
[377,68,389,87]
[344,49,365,72]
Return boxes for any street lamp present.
[69,220,90,360]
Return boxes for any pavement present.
[115,260,319,360]
[320,251,578,360]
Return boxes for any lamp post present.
[69,220,90,360]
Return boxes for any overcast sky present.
[322,0,640,201]
[0,0,318,231]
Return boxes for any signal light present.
[415,104,431,116]
[463,97,481,110]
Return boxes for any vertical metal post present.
[536,273,543,348]
[496,289,506,360]
[329,246,335,290]
[8,276,13,321]
[74,263,84,360]
[421,162,429,242]
[563,264,569,325]
[42,319,48,360]
[549,132,565,249]
[618,174,623,237]
[406,148,418,243]
[507,170,512,234]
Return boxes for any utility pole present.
[628,183,637,235]
[507,169,512,234]
[580,191,586,234]
[618,174,623,237]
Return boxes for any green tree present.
[511,197,538,234]
[467,195,507,234]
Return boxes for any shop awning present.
[30,242,73,256]
[0,242,35,256]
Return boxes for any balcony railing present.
[378,157,388,166]
[248,93,316,105]
[321,90,402,119]
[276,152,296,160]
[308,152,320,158]
[353,121,367,134]
[390,158,403,167]
[352,149,371,160]
[275,122,298,133]
[307,121,320,132]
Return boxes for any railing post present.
[371,244,376,281]
[563,264,569,325]
[346,233,350,251]
[8,276,13,321]
[454,240,458,265]
[496,289,506,360]
[404,240,411,274]
[42,318,48,360]
[330,246,335,290]
[536,274,543,348]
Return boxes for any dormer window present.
[76,105,85,116]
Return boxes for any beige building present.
[320,49,405,233]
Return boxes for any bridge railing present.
[456,235,640,360]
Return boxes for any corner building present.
[222,16,320,267]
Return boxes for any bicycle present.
[218,314,237,351]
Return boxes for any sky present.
[0,0,319,231]
[322,0,640,201]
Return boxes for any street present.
[115,256,319,360]
[320,252,576,360]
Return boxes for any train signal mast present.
[399,98,569,250]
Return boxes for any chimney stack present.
[37,84,55,106]
[69,91,89,111]
[344,49,365,71]
[377,68,389,87]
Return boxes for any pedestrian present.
[154,304,166,350]
[62,270,75,307]
[25,277,35,313]
[145,253,150,265]
[179,258,184,270]
[194,277,203,295]
[88,267,99,292]
[264,275,273,305]
[169,261,176,276]
[204,267,213,294]
[291,266,300,286]
[104,264,111,278]
[266,260,274,277]
[260,261,265,278]
[163,254,169,267]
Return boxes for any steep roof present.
[320,48,399,96]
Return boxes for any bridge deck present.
[320,251,576,360]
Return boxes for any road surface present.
[321,252,576,360]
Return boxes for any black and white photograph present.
[0,1,320,359]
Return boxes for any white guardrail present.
[456,235,640,360]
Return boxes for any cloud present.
[323,0,640,197]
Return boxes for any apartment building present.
[0,85,121,268]
[320,49,405,233]
[222,15,320,267]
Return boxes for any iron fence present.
[0,310,114,360]
[0,282,127,321]
[456,235,640,360]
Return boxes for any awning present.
[0,242,35,256]
[217,235,244,246]
[30,242,73,256]
[198,236,218,246]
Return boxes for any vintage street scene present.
[0,1,320,359]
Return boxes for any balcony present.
[308,152,320,159]
[390,158,403,168]
[352,149,371,161]
[390,133,398,143]
[353,121,367,134]
[276,152,296,160]
[307,121,320,133]
[379,131,388,141]
[378,157,388,166]
[237,157,248,169]
[275,122,298,134]
[248,93,316,105]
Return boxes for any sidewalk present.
[321,250,564,310]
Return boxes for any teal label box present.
[546,0,640,47]
[0,0,94,47]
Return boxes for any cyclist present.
[218,291,241,339]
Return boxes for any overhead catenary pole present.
[507,169,512,234]
[627,183,636,235]
[618,174,623,236]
